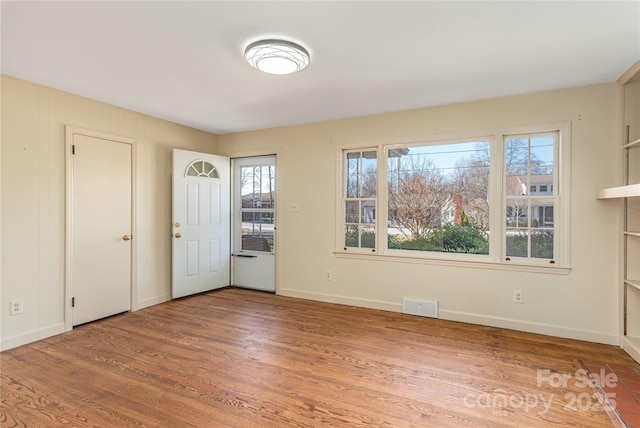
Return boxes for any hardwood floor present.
[1,287,637,427]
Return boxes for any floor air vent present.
[403,298,438,318]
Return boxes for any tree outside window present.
[387,141,491,254]
[344,150,377,249]
[339,124,566,267]
[505,134,557,260]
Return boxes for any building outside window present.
[505,133,557,260]
[339,123,568,269]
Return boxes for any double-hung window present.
[343,150,377,250]
[504,132,558,261]
[338,123,569,270]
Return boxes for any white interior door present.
[232,156,276,292]
[70,132,132,326]
[172,149,230,298]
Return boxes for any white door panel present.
[233,253,275,290]
[232,156,276,292]
[71,133,132,326]
[172,149,230,298]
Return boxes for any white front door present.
[172,149,230,298]
[69,130,133,326]
[232,156,276,292]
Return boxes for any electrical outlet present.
[325,270,333,281]
[10,300,23,315]
[289,202,301,212]
[513,290,524,304]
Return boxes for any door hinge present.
[72,297,75,307]
[72,145,75,155]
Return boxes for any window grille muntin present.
[186,160,219,178]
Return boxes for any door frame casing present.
[64,126,137,331]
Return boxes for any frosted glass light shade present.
[244,39,310,75]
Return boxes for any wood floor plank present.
[2,287,637,427]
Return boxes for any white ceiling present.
[2,1,639,135]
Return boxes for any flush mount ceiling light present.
[244,39,310,75]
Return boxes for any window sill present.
[333,251,572,275]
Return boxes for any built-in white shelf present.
[614,61,640,365]
[625,279,640,291]
[624,137,640,149]
[596,183,640,199]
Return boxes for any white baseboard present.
[277,289,619,346]
[278,288,402,313]
[0,322,66,352]
[439,309,619,346]
[1,292,620,351]
[135,294,170,311]
[1,294,171,351]
[621,336,640,363]
[0,296,171,352]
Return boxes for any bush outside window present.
[386,141,491,254]
[339,124,567,269]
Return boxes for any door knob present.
[122,235,131,241]
[175,233,182,238]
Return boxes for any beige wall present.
[1,75,218,349]
[218,83,622,345]
[1,75,622,350]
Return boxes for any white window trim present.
[380,135,497,262]
[497,121,571,268]
[340,147,379,253]
[334,121,571,274]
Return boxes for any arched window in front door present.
[186,160,219,178]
